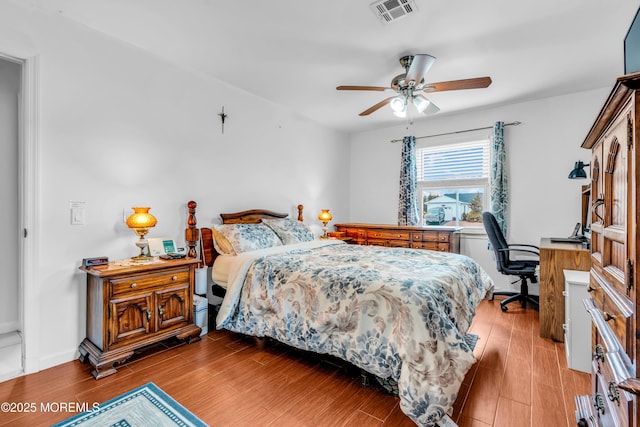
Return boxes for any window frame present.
[416,137,491,229]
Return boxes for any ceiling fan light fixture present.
[338,53,491,117]
[390,95,407,113]
[412,94,430,113]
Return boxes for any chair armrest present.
[498,247,540,258]
[507,243,540,251]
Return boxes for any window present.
[416,139,490,228]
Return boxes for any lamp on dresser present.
[318,209,333,239]
[125,207,157,260]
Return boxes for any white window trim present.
[416,138,490,229]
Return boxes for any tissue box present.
[193,294,208,335]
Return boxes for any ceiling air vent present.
[369,0,418,24]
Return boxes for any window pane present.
[422,188,485,227]
[417,140,489,182]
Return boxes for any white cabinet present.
[563,270,590,373]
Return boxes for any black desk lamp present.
[568,161,589,179]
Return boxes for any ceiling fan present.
[337,54,492,118]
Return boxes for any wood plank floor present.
[0,297,590,426]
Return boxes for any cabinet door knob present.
[603,311,616,322]
[130,283,137,289]
[172,275,178,281]
[587,285,596,293]
[158,306,164,320]
[146,309,151,321]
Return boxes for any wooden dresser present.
[575,73,640,426]
[333,223,461,253]
[78,258,202,379]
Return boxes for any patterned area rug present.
[52,382,208,427]
[375,333,479,396]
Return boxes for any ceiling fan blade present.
[404,54,436,85]
[359,97,395,116]
[336,85,391,91]
[422,77,492,92]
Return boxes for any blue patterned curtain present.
[490,121,509,236]
[398,136,420,226]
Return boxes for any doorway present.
[0,56,22,380]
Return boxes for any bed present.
[185,201,494,426]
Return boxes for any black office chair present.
[483,211,540,312]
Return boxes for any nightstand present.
[78,257,202,379]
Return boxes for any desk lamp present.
[568,161,589,179]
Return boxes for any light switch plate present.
[69,201,86,225]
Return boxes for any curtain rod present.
[390,121,522,143]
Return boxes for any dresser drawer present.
[593,361,632,427]
[344,228,365,239]
[111,267,190,296]
[386,239,410,248]
[589,268,634,354]
[366,229,410,241]
[602,296,631,355]
[423,232,450,243]
[587,275,605,312]
[367,238,409,248]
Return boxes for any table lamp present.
[318,209,332,239]
[126,207,157,260]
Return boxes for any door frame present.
[1,49,40,375]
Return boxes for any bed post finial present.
[186,201,200,260]
[297,204,304,222]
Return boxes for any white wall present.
[348,88,610,290]
[0,1,350,372]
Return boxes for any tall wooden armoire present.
[575,72,640,426]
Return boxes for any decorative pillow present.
[262,218,317,245]
[211,227,236,255]
[213,224,283,254]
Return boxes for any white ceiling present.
[24,0,640,133]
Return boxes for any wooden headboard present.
[185,201,304,267]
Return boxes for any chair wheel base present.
[500,304,508,312]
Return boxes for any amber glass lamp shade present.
[318,209,332,239]
[126,207,157,260]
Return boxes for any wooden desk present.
[539,238,590,341]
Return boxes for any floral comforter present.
[216,240,493,426]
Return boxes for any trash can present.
[193,294,208,335]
